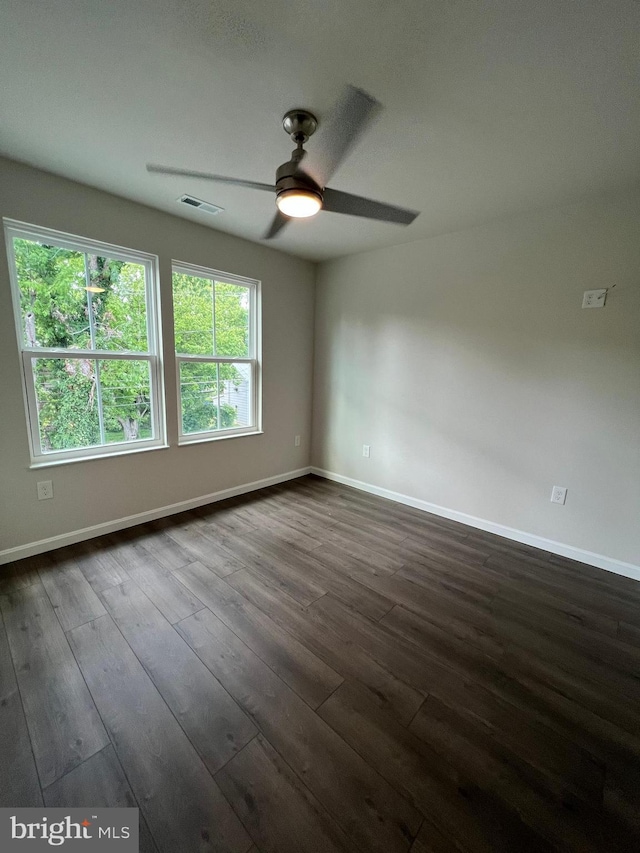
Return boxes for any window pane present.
[179,362,219,434]
[215,281,250,357]
[14,239,91,349]
[31,357,154,453]
[12,240,149,353]
[180,361,252,434]
[218,362,252,428]
[99,360,153,443]
[32,357,100,452]
[172,272,214,355]
[91,258,148,352]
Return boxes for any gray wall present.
[312,192,640,567]
[0,158,315,557]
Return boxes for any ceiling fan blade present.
[322,187,419,225]
[263,210,291,240]
[301,85,382,188]
[146,164,275,192]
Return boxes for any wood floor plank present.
[0,609,42,806]
[483,544,640,612]
[43,744,158,853]
[318,679,554,853]
[492,571,620,637]
[38,553,107,632]
[383,592,640,712]
[113,543,204,624]
[380,607,606,803]
[74,539,131,593]
[309,591,640,779]
[276,497,407,544]
[216,734,355,853]
[177,607,422,853]
[603,760,640,842]
[400,534,491,568]
[0,553,48,595]
[292,551,395,620]
[257,500,338,539]
[67,614,251,853]
[379,595,640,746]
[165,520,248,577]
[213,531,327,606]
[320,525,404,573]
[410,693,635,851]
[196,503,259,537]
[241,514,324,554]
[618,620,640,648]
[307,592,470,701]
[0,584,109,787]
[43,742,135,807]
[284,551,395,621]
[129,528,193,572]
[174,561,342,709]
[101,580,257,774]
[546,552,640,597]
[399,551,499,598]
[312,542,397,582]
[227,569,424,726]
[409,820,461,853]
[213,532,394,621]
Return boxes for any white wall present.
[312,192,640,568]
[0,158,315,558]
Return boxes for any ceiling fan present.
[147,85,420,240]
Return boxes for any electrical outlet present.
[362,445,370,458]
[294,435,301,447]
[37,480,53,501]
[550,486,567,505]
[582,289,607,309]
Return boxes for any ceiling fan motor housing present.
[275,158,323,205]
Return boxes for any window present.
[5,220,165,464]
[172,262,260,442]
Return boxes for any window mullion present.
[84,254,106,444]
[211,280,216,356]
[22,348,154,360]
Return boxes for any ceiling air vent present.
[178,195,224,216]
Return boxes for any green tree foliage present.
[173,272,249,435]
[13,239,250,450]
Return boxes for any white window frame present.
[172,260,262,444]
[4,219,166,466]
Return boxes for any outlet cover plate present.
[582,289,607,309]
[550,485,567,505]
[37,480,53,500]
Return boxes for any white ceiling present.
[1,0,639,261]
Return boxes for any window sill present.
[178,429,264,447]
[29,442,170,469]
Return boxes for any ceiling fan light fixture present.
[276,188,322,218]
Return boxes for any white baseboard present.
[0,467,312,565]
[311,467,640,583]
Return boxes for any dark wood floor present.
[1,475,639,852]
